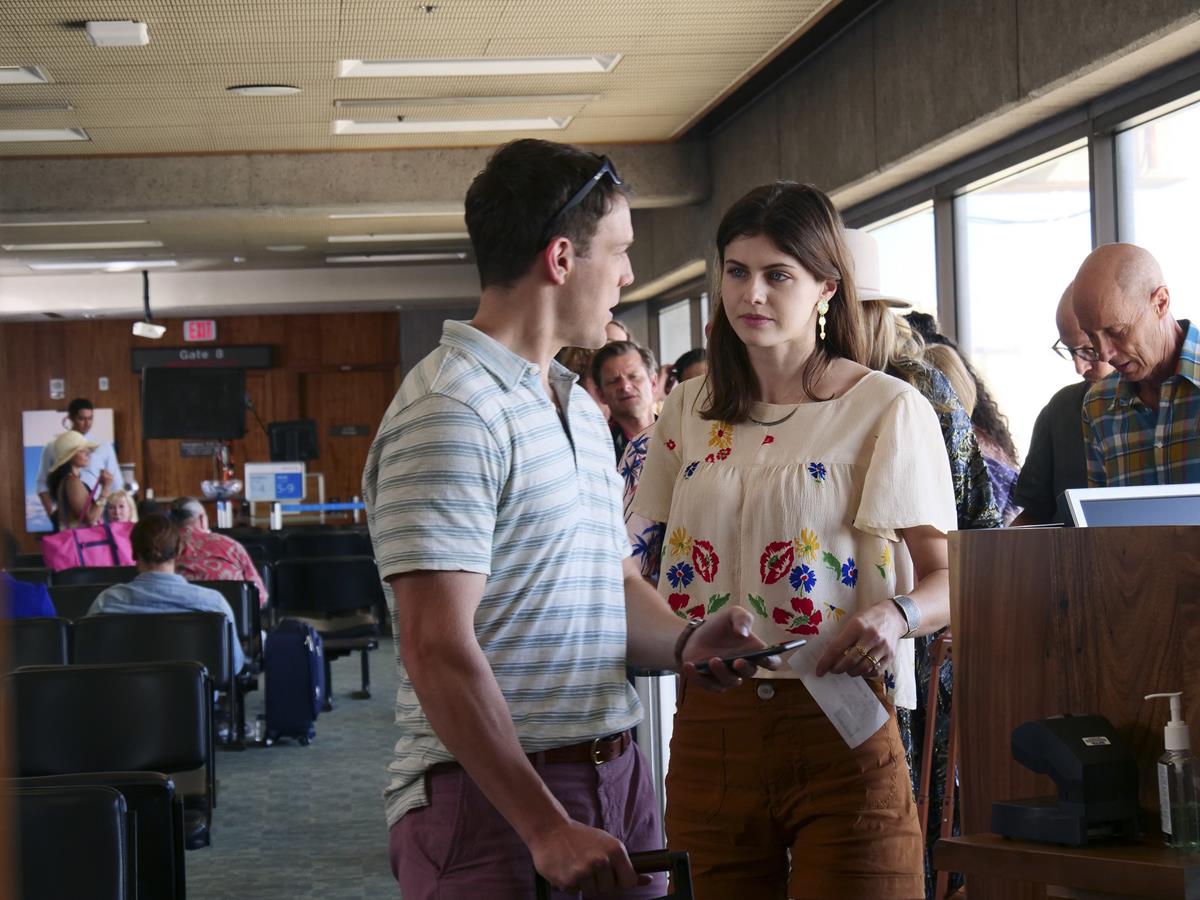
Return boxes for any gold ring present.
[853,644,869,658]
[864,653,880,669]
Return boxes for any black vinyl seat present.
[229,531,284,562]
[48,583,111,621]
[273,555,383,705]
[282,530,373,559]
[5,784,129,900]
[195,579,263,674]
[1,616,70,673]
[14,551,47,568]
[9,771,186,900]
[9,566,52,585]
[4,661,214,849]
[53,565,138,586]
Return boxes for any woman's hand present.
[98,470,114,490]
[814,600,907,679]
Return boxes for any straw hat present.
[843,228,912,309]
[50,430,99,473]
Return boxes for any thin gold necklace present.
[747,407,799,427]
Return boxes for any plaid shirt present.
[1082,319,1200,486]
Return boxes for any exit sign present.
[183,319,217,342]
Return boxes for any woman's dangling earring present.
[817,300,830,341]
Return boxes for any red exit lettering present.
[183,319,217,342]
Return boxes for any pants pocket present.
[665,720,726,824]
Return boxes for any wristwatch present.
[890,594,921,639]
[674,617,706,671]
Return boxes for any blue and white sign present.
[244,461,306,502]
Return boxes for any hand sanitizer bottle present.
[1145,692,1200,850]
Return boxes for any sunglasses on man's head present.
[541,156,623,244]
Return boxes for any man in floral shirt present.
[169,497,267,605]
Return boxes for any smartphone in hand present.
[693,638,807,674]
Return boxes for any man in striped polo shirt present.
[1074,243,1200,487]
[363,139,770,898]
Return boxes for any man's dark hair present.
[464,139,630,290]
[2,529,18,569]
[590,340,657,388]
[131,515,181,564]
[67,398,94,418]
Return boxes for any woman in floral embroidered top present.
[633,183,957,899]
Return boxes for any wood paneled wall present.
[0,312,400,552]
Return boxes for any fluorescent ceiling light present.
[0,218,149,228]
[0,102,73,112]
[326,252,468,264]
[333,94,597,109]
[84,21,149,47]
[339,55,621,78]
[3,239,162,251]
[0,128,89,142]
[28,259,177,272]
[265,244,306,252]
[327,232,468,243]
[227,84,302,96]
[327,210,461,220]
[333,116,570,135]
[0,66,51,85]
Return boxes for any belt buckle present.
[590,736,607,766]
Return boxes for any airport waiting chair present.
[14,551,47,568]
[1,616,70,673]
[5,783,129,900]
[10,771,186,900]
[9,566,52,585]
[49,583,115,621]
[282,529,373,559]
[273,556,383,705]
[230,531,284,562]
[4,661,214,849]
[75,611,240,750]
[53,565,138,586]
[195,579,263,674]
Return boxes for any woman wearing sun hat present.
[45,430,114,529]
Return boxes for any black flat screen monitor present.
[268,419,319,462]
[141,367,246,439]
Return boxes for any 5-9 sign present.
[183,319,217,342]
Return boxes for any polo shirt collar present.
[441,320,578,392]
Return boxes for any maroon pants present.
[389,741,666,899]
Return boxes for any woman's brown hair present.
[131,514,181,565]
[701,182,868,423]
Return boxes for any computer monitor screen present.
[141,367,246,440]
[1065,486,1200,527]
[268,419,319,462]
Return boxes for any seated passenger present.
[106,489,139,524]
[169,497,267,606]
[1,530,56,619]
[88,515,244,672]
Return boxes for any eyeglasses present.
[541,156,623,243]
[1051,340,1100,363]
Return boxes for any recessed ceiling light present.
[227,84,302,96]
[332,116,570,135]
[326,252,468,264]
[265,244,307,252]
[327,232,469,243]
[338,55,622,78]
[0,128,89,142]
[2,239,162,251]
[333,94,598,109]
[0,66,51,85]
[0,218,149,228]
[84,21,149,47]
[28,259,177,272]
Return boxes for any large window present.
[955,144,1092,458]
[1116,95,1200,321]
[863,202,937,315]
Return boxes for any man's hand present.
[528,819,650,895]
[680,605,781,691]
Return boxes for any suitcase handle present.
[534,849,692,899]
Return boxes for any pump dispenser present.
[1145,692,1200,849]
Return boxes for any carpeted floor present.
[185,648,400,899]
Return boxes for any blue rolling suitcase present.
[264,619,325,745]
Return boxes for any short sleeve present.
[1011,403,1056,520]
[855,389,958,542]
[367,393,506,580]
[234,542,268,604]
[630,385,687,524]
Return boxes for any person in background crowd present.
[362,138,772,899]
[138,498,163,520]
[906,312,1023,522]
[606,319,632,343]
[88,515,243,673]
[1,530,56,619]
[555,346,611,419]
[635,182,957,899]
[592,339,660,462]
[35,397,122,523]
[1012,283,1115,525]
[107,489,139,524]
[169,497,267,605]
[848,228,999,898]
[1073,243,1199,487]
[45,431,114,530]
